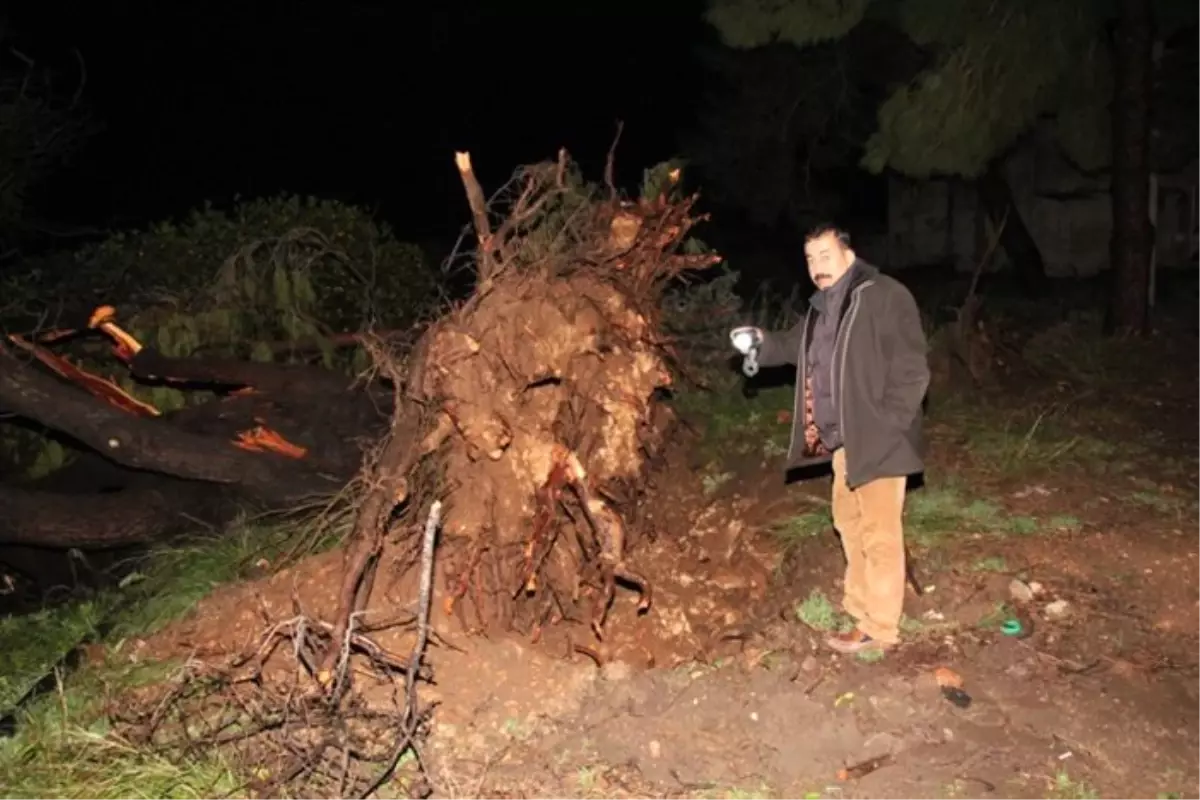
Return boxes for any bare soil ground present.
[130,342,1200,799]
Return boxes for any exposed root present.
[572,641,606,667]
[557,444,653,639]
[116,502,445,798]
[503,441,655,640]
[201,139,720,796]
[321,140,717,661]
[409,145,716,641]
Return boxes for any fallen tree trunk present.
[0,346,340,502]
[0,325,395,549]
[318,146,720,683]
[0,480,228,549]
[124,347,357,401]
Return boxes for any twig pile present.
[115,499,443,799]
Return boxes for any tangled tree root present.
[128,138,722,798]
[503,443,652,641]
[116,501,444,799]
[321,138,720,681]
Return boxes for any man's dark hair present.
[804,222,852,248]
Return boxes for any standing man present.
[730,223,930,654]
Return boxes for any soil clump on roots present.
[113,142,722,797]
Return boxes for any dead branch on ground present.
[115,499,445,799]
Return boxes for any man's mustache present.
[814,273,832,282]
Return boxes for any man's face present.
[804,232,855,290]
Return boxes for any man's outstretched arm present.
[754,319,805,368]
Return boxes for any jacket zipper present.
[786,308,812,462]
[835,281,873,475]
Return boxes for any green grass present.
[770,507,832,550]
[1127,489,1196,519]
[0,656,240,798]
[1017,311,1157,388]
[1147,453,1200,488]
[1049,769,1099,800]
[0,515,326,799]
[794,589,850,633]
[673,381,794,462]
[105,517,306,639]
[772,485,1063,560]
[854,648,886,663]
[902,485,1040,545]
[929,392,1134,478]
[971,556,1008,573]
[1047,514,1083,532]
[977,602,1015,631]
[701,468,737,496]
[1,516,307,721]
[0,602,106,719]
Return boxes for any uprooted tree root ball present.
[314,145,726,684]
[109,143,722,798]
[324,144,721,668]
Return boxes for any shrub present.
[0,194,441,476]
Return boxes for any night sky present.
[11,0,711,243]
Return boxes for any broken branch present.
[0,343,335,503]
[455,151,498,282]
[604,119,624,199]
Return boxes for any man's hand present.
[729,326,763,355]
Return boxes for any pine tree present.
[702,0,1196,320]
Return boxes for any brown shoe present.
[825,628,890,654]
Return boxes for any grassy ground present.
[0,656,240,799]
[0,516,335,798]
[0,292,1195,798]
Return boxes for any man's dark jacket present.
[757,260,930,489]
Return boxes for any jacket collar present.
[809,258,877,313]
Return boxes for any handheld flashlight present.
[729,326,763,377]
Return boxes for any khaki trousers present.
[830,449,907,644]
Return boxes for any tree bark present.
[1107,0,1154,335]
[0,334,404,550]
[977,160,1047,295]
[0,480,225,548]
[0,346,341,505]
